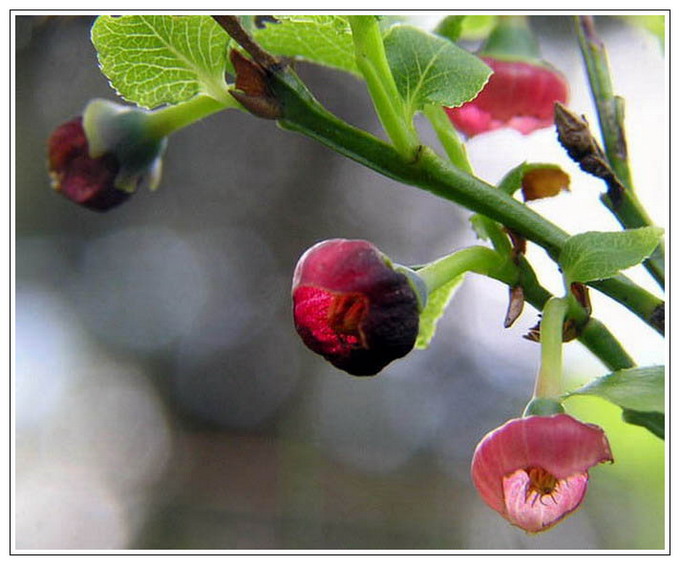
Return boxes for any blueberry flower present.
[292,239,424,376]
[445,16,568,137]
[47,99,166,211]
[471,414,613,533]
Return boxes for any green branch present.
[211,17,652,369]
[575,15,665,288]
[415,242,634,371]
[268,66,663,335]
[348,16,420,157]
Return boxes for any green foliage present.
[622,409,664,439]
[434,14,500,42]
[91,15,230,108]
[415,274,465,349]
[623,15,665,46]
[559,227,664,283]
[567,365,664,413]
[253,16,360,76]
[383,25,491,117]
[434,16,466,42]
[497,162,527,195]
[568,365,664,439]
[459,15,498,40]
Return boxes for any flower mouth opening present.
[327,292,369,347]
[293,286,370,357]
[524,466,560,506]
[502,466,589,532]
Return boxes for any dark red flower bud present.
[48,117,129,211]
[47,99,166,212]
[445,57,569,137]
[292,239,421,376]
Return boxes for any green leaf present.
[497,163,527,195]
[383,25,491,117]
[459,15,498,41]
[559,227,664,283]
[434,16,466,42]
[91,15,230,108]
[623,15,665,47]
[253,16,359,76]
[622,409,664,439]
[469,214,492,241]
[415,274,465,349]
[567,365,665,413]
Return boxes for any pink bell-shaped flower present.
[471,414,613,533]
[445,57,568,137]
[445,16,568,137]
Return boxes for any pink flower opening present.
[471,414,613,533]
[446,57,569,137]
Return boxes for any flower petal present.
[502,469,589,532]
[446,57,568,136]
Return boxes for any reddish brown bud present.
[504,285,525,328]
[292,239,420,376]
[229,49,282,119]
[47,117,130,211]
[47,99,166,212]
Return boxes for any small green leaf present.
[469,214,492,241]
[383,25,491,117]
[91,15,230,108]
[415,274,465,349]
[567,365,665,413]
[559,227,664,283]
[253,16,359,76]
[623,15,665,47]
[434,16,466,42]
[622,409,664,439]
[497,163,527,195]
[459,15,498,41]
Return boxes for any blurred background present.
[13,14,666,551]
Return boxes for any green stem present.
[590,275,664,335]
[348,16,419,156]
[145,94,232,139]
[481,15,541,62]
[534,297,569,399]
[575,16,632,188]
[417,246,635,372]
[417,246,515,293]
[420,101,636,369]
[578,317,635,370]
[423,105,473,173]
[575,15,665,288]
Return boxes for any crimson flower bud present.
[292,239,423,376]
[471,414,613,533]
[47,99,166,211]
[445,57,569,137]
